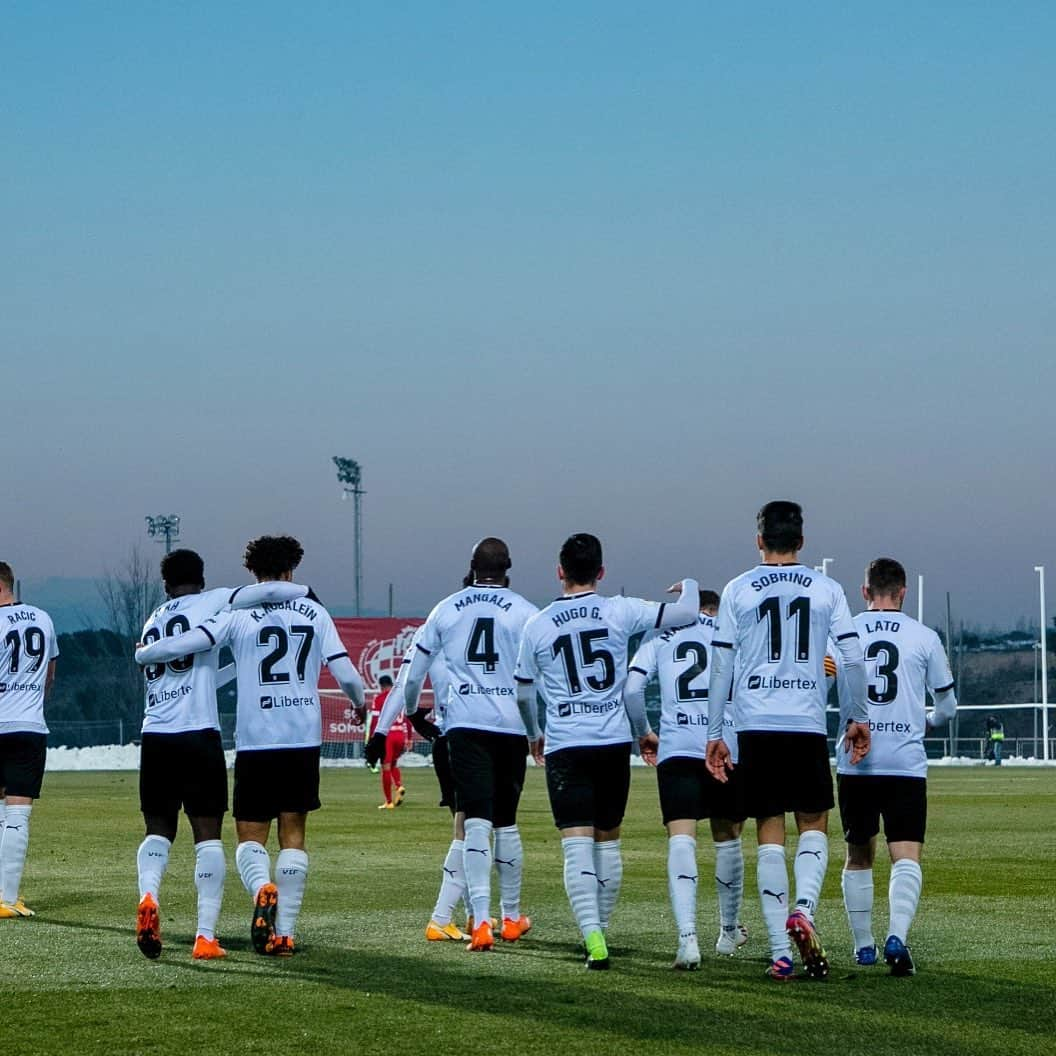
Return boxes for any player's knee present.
[144,814,179,843]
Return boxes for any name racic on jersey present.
[837,611,955,779]
[0,604,59,735]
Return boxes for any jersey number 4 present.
[757,596,811,663]
[4,627,46,674]
[466,617,499,673]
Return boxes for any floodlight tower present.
[333,457,365,616]
[145,514,181,554]
[1036,565,1049,762]
[814,558,834,576]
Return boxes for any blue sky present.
[4,2,1054,626]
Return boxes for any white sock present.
[667,834,698,940]
[463,818,494,926]
[136,833,170,902]
[432,839,466,927]
[0,805,33,904]
[714,837,744,930]
[494,825,524,920]
[793,830,829,920]
[562,836,601,938]
[757,843,792,961]
[594,840,623,930]
[888,859,923,943]
[194,840,226,940]
[274,849,309,938]
[235,840,272,898]
[842,868,875,950]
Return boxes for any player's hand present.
[824,654,837,679]
[365,732,387,768]
[666,581,685,595]
[529,737,545,766]
[843,720,871,764]
[408,710,441,742]
[638,732,659,767]
[705,739,733,783]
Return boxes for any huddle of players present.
[366,502,956,978]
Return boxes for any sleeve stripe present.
[326,651,349,663]
[515,676,534,685]
[628,665,648,676]
[228,586,242,605]
[416,644,432,656]
[934,681,956,693]
[713,640,734,649]
[197,625,217,647]
[836,632,859,641]
[654,603,666,629]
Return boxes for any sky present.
[4,2,1054,629]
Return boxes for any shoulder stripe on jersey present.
[416,643,432,656]
[934,681,956,693]
[228,586,243,605]
[198,625,217,646]
[654,603,666,629]
[836,632,859,641]
[628,665,648,676]
[713,640,733,649]
[515,676,534,685]
[326,651,349,663]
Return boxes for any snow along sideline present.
[43,745,1056,772]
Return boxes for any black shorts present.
[657,755,746,826]
[0,732,47,799]
[140,729,228,819]
[446,728,526,827]
[545,743,632,832]
[838,774,927,845]
[432,735,459,814]
[737,731,834,819]
[233,746,321,822]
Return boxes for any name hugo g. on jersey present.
[714,565,859,736]
[837,611,955,778]
[630,614,737,765]
[0,604,59,735]
[415,586,538,737]
[202,598,348,751]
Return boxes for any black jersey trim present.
[934,681,956,693]
[836,632,859,641]
[197,624,217,647]
[553,591,598,601]
[712,640,734,649]
[515,675,534,685]
[654,603,666,629]
[228,586,243,605]
[628,665,648,676]
[326,651,349,663]
[416,643,432,656]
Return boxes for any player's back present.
[717,564,855,736]
[839,610,953,778]
[140,589,230,734]
[0,603,57,733]
[422,585,538,736]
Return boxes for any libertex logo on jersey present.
[557,699,620,717]
[259,695,317,709]
[458,684,514,697]
[676,712,708,726]
[746,675,817,691]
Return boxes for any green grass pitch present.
[4,767,1055,1056]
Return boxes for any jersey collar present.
[555,591,597,601]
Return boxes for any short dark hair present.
[470,538,512,581]
[379,675,393,688]
[865,558,906,598]
[0,562,13,592]
[757,501,804,552]
[160,549,205,591]
[699,589,720,610]
[559,533,603,585]
[244,535,304,578]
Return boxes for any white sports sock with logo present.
[714,837,744,929]
[463,818,493,926]
[494,825,523,920]
[431,839,466,927]
[136,833,170,902]
[1,805,33,904]
[235,840,271,898]
[562,836,601,938]
[594,839,623,929]
[667,834,698,939]
[842,868,875,950]
[757,843,792,961]
[888,859,923,943]
[194,840,226,940]
[793,830,829,920]
[274,849,309,938]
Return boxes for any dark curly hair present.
[160,549,205,592]
[243,535,304,578]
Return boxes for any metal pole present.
[388,582,394,618]
[354,487,363,617]
[1036,566,1049,762]
[946,593,956,754]
[917,574,924,624]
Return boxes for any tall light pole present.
[1035,565,1049,762]
[917,574,925,624]
[145,514,181,554]
[334,457,364,617]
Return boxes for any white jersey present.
[516,592,666,754]
[630,614,737,765]
[416,586,538,737]
[837,610,955,778]
[201,597,348,751]
[714,564,858,736]
[140,589,234,735]
[0,603,58,735]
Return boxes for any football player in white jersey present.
[624,588,749,970]
[515,533,698,970]
[836,558,956,976]
[136,536,364,957]
[133,548,310,960]
[0,561,58,919]
[376,539,537,953]
[706,502,870,981]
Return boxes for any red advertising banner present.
[319,618,429,743]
